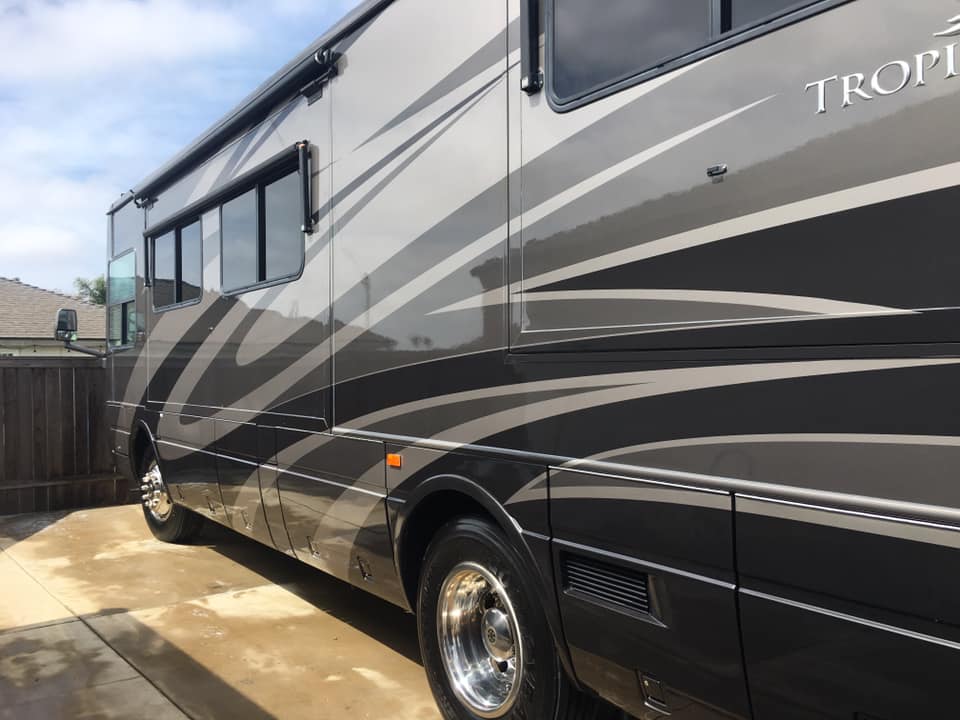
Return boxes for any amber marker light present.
[386,453,403,469]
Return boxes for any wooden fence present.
[0,358,127,515]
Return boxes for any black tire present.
[139,447,204,544]
[417,516,622,720]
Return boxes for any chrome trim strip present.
[553,466,729,497]
[156,439,220,459]
[332,425,960,525]
[521,530,551,543]
[264,464,387,499]
[738,495,960,549]
[157,439,387,499]
[741,589,960,652]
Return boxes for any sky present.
[0,0,358,295]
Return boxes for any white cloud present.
[0,0,252,83]
[0,0,358,293]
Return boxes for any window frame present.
[140,142,310,300]
[108,301,138,348]
[149,219,204,312]
[219,163,305,297]
[107,248,137,350]
[545,0,854,112]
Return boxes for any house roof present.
[0,277,105,341]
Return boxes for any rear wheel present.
[417,516,621,720]
[139,448,203,543]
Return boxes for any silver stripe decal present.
[421,359,959,450]
[347,359,951,436]
[550,484,729,511]
[521,158,960,293]
[507,465,728,508]
[519,309,911,335]
[145,64,731,414]
[509,308,934,349]
[738,495,960,549]
[333,96,775,354]
[554,538,734,590]
[583,432,960,457]
[431,288,911,319]
[741,588,960,652]
[521,60,708,164]
[344,359,960,504]
[157,440,386,499]
[350,374,641,430]
[265,465,387,499]
[330,425,960,527]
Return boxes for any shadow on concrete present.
[0,510,73,547]
[86,612,277,720]
[195,520,424,666]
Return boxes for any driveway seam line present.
[1,534,194,719]
[79,614,195,720]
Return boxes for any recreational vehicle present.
[83,1,960,717]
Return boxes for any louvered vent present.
[562,553,650,615]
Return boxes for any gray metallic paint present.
[103,1,960,717]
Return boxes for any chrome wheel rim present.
[140,460,173,522]
[437,562,523,718]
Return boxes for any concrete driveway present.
[0,505,441,719]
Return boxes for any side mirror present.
[55,308,78,341]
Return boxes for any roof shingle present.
[0,277,105,340]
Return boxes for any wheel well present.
[399,490,496,610]
[131,425,152,477]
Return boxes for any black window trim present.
[150,220,203,312]
[545,0,854,112]
[120,300,136,347]
[107,301,137,350]
[220,163,306,297]
[140,141,310,300]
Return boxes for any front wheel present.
[417,516,620,720]
[139,449,203,543]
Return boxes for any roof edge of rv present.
[108,0,395,216]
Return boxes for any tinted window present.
[552,0,712,102]
[125,301,138,343]
[108,305,122,347]
[264,172,302,281]
[731,0,807,28]
[108,300,136,347]
[222,189,258,291]
[108,252,137,346]
[153,231,177,308]
[107,252,135,304]
[180,220,203,303]
[111,202,143,256]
